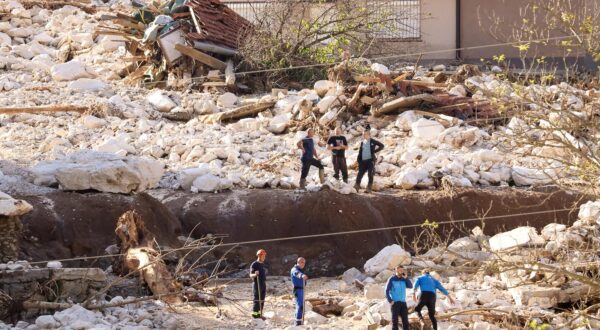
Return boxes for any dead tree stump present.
[115,210,182,303]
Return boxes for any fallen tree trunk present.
[20,0,96,14]
[197,101,276,124]
[115,211,182,304]
[0,105,88,115]
[373,94,440,117]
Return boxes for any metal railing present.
[223,0,421,40]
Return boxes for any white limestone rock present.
[342,267,366,284]
[371,63,390,75]
[394,111,418,131]
[68,78,108,92]
[35,315,59,329]
[577,200,600,225]
[267,114,291,134]
[488,226,545,252]
[411,118,444,141]
[147,91,177,112]
[191,174,221,193]
[364,244,411,275]
[81,115,107,129]
[313,80,336,97]
[217,92,238,108]
[31,151,164,194]
[0,191,33,216]
[51,60,95,81]
[363,283,385,300]
[541,223,567,241]
[304,311,328,324]
[511,167,554,186]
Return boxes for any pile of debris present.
[95,0,250,87]
[325,199,600,329]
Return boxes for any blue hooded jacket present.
[413,273,448,296]
[385,275,413,303]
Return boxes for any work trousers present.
[294,288,304,325]
[390,301,410,330]
[415,291,438,330]
[356,159,375,186]
[300,158,323,179]
[252,281,266,318]
[332,155,348,182]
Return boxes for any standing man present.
[250,249,268,320]
[327,127,348,183]
[290,257,308,326]
[355,130,384,193]
[385,265,413,330]
[412,269,455,330]
[297,128,324,188]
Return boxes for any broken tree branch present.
[0,105,88,115]
[197,101,276,124]
[373,94,441,117]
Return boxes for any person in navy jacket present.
[412,269,455,330]
[384,265,413,330]
[290,257,308,325]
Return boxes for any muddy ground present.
[16,187,585,276]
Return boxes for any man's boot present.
[299,178,306,189]
[318,169,325,184]
[366,183,372,193]
[353,183,360,192]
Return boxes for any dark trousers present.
[332,155,348,182]
[252,282,266,317]
[415,291,437,330]
[356,159,374,186]
[391,301,410,330]
[300,158,323,179]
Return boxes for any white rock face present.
[0,191,33,216]
[363,283,386,299]
[147,91,177,112]
[31,151,164,194]
[511,167,553,186]
[217,92,238,108]
[68,78,108,92]
[50,60,95,81]
[411,118,445,140]
[342,267,365,284]
[488,226,545,252]
[395,111,418,131]
[364,244,411,275]
[577,200,600,225]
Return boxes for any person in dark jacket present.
[250,249,268,319]
[412,269,455,330]
[327,127,348,183]
[354,130,384,193]
[297,128,324,188]
[385,265,413,330]
[290,257,308,325]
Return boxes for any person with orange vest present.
[250,249,268,319]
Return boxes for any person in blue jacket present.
[384,265,413,330]
[412,269,455,330]
[290,257,308,325]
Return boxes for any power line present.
[27,207,579,265]
[141,32,600,86]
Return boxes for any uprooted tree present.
[238,0,415,85]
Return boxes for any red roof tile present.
[187,0,251,50]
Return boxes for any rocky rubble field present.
[1,1,598,197]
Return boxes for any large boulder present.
[68,78,108,92]
[191,174,221,193]
[313,80,336,97]
[411,118,444,140]
[364,244,411,275]
[511,167,554,186]
[342,267,366,284]
[50,60,95,81]
[31,151,164,194]
[488,227,545,252]
[0,191,33,216]
[267,114,291,134]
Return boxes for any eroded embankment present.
[17,188,585,276]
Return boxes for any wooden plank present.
[112,18,145,32]
[0,105,88,115]
[202,82,228,87]
[392,78,448,88]
[198,101,276,124]
[175,44,227,70]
